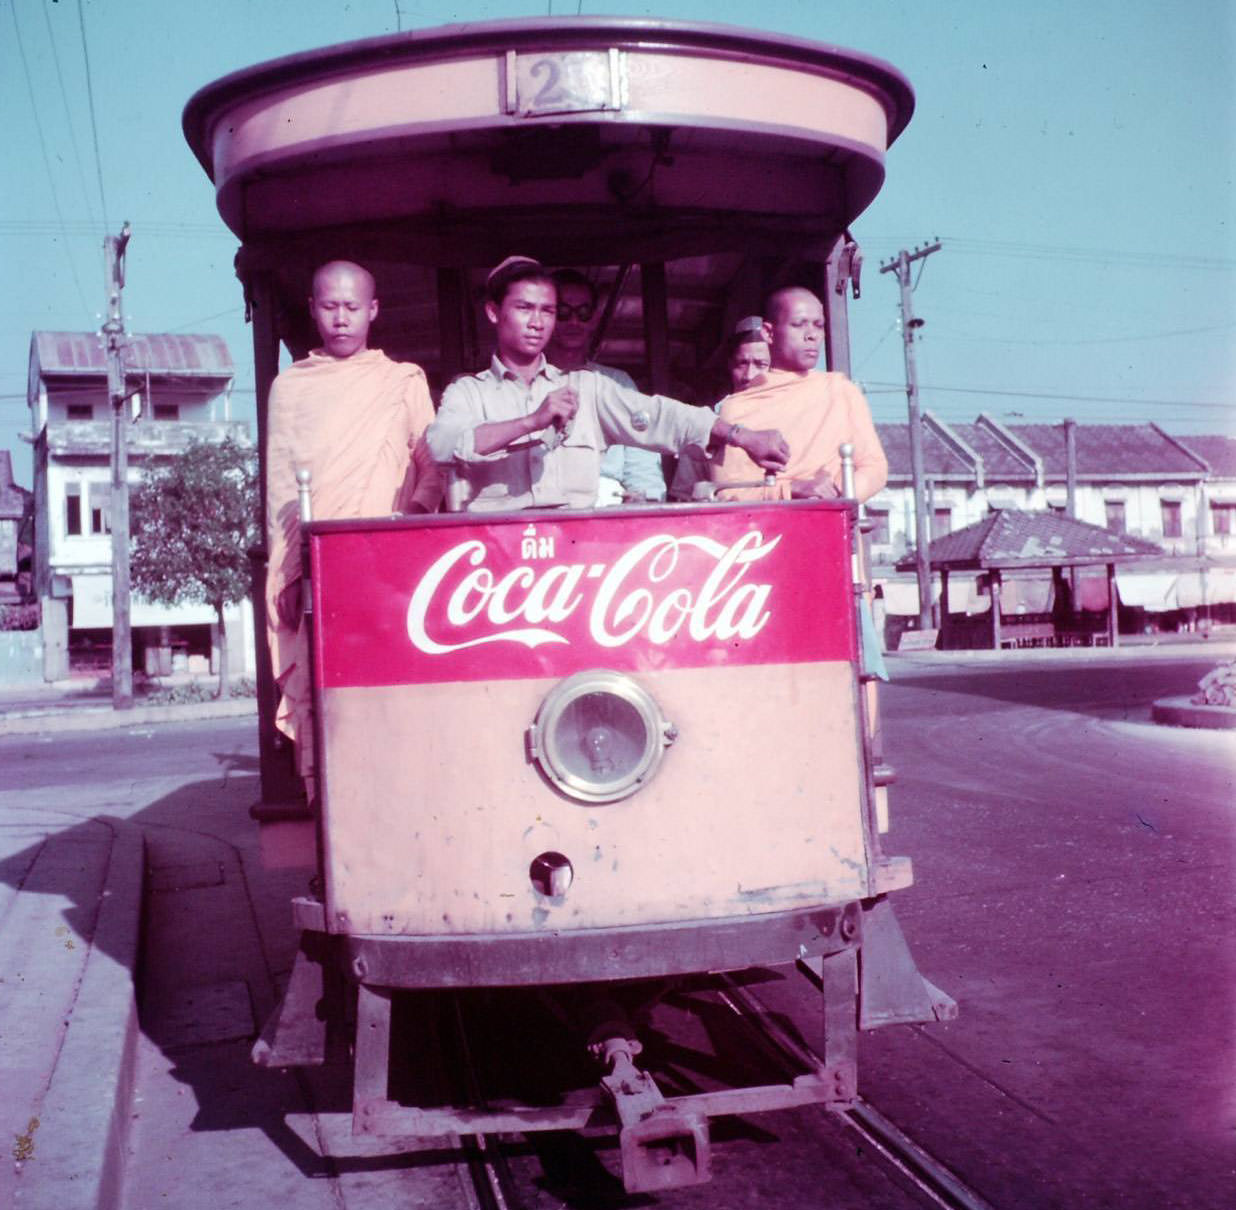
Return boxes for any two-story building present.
[26,331,254,681]
[866,414,1218,564]
[864,417,1236,640]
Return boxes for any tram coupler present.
[594,1036,711,1194]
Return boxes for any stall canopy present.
[896,509,1162,649]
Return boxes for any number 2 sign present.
[504,49,625,117]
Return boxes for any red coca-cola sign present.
[311,504,856,688]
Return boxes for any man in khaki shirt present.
[427,257,788,511]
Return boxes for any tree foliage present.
[131,436,257,610]
[130,437,257,695]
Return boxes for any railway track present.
[439,977,994,1210]
[716,976,995,1210]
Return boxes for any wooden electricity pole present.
[881,241,941,631]
[104,223,133,709]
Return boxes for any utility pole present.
[880,240,941,631]
[104,223,133,709]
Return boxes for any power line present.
[76,0,110,229]
[862,381,1233,409]
[9,1,92,317]
[925,321,1236,347]
[43,0,100,230]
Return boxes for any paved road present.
[2,657,1231,1208]
[865,655,1234,1210]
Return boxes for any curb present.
[0,698,256,737]
[1150,695,1236,731]
[15,821,145,1210]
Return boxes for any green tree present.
[130,436,257,698]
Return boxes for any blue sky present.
[3,0,1233,486]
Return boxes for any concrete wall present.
[0,629,44,686]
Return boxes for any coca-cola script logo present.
[406,530,782,654]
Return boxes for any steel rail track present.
[448,993,526,1210]
[716,976,995,1210]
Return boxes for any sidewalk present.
[1,691,260,1208]
[885,632,1236,673]
[0,676,257,736]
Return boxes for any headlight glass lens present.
[532,671,671,803]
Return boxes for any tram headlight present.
[528,670,675,804]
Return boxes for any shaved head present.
[309,260,379,359]
[764,286,821,325]
[312,260,376,303]
[763,286,825,373]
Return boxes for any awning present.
[878,579,937,616]
[71,574,217,629]
[1115,569,1236,611]
[1175,569,1236,609]
[1115,572,1179,612]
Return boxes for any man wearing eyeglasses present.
[545,269,666,505]
[427,256,789,512]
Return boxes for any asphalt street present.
[1,655,1231,1208]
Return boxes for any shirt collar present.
[489,352,561,384]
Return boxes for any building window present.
[152,403,180,421]
[67,404,93,420]
[868,510,890,545]
[1105,501,1126,533]
[1160,501,1182,538]
[1213,503,1235,536]
[932,508,952,539]
[89,483,111,535]
[65,483,82,536]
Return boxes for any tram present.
[184,17,952,1193]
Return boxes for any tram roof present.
[183,17,914,250]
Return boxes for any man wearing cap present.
[266,259,442,790]
[427,256,788,511]
[711,285,887,503]
[546,268,666,505]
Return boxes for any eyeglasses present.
[556,303,595,323]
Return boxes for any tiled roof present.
[948,422,1036,478]
[876,423,973,478]
[903,509,1162,570]
[1177,434,1236,477]
[1006,423,1205,478]
[31,332,233,378]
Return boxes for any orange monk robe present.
[265,349,442,766]
[711,370,888,504]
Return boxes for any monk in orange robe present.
[711,286,888,504]
[266,260,442,789]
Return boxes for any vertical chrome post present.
[296,467,313,524]
[839,442,856,500]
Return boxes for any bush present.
[0,603,40,631]
[140,675,258,706]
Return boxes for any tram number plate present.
[505,49,625,117]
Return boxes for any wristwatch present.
[725,423,745,447]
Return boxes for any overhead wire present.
[43,0,100,231]
[76,0,110,230]
[9,1,92,317]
